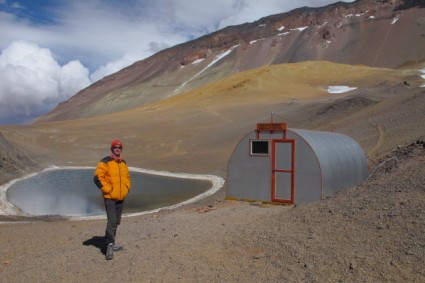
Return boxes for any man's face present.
[112,146,122,156]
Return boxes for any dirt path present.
[367,107,386,157]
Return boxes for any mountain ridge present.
[33,0,425,123]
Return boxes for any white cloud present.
[59,60,91,98]
[0,0,355,72]
[217,0,354,29]
[90,52,148,83]
[0,0,355,124]
[0,41,91,123]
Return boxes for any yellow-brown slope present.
[1,61,423,178]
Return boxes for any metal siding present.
[227,128,368,204]
[227,132,272,201]
[289,129,368,199]
[286,130,322,203]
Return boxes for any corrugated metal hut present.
[227,122,368,204]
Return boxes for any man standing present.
[94,139,131,260]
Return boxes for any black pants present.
[104,199,124,245]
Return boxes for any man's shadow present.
[83,236,106,255]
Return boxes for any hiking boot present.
[105,243,114,260]
[113,244,124,252]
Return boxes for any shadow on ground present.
[83,236,106,255]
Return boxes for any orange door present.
[272,140,295,203]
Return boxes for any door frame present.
[271,139,295,204]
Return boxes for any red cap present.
[111,139,123,149]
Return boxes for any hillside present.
[0,61,424,282]
[1,61,424,177]
[33,0,425,122]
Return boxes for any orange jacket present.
[94,156,131,201]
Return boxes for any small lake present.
[6,168,215,217]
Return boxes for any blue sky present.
[0,0,354,124]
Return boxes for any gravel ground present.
[0,143,424,282]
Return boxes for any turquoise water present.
[7,169,212,217]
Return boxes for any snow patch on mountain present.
[192,58,205,65]
[420,68,425,87]
[391,15,400,24]
[174,45,239,95]
[292,26,308,32]
[250,38,267,44]
[327,86,358,93]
